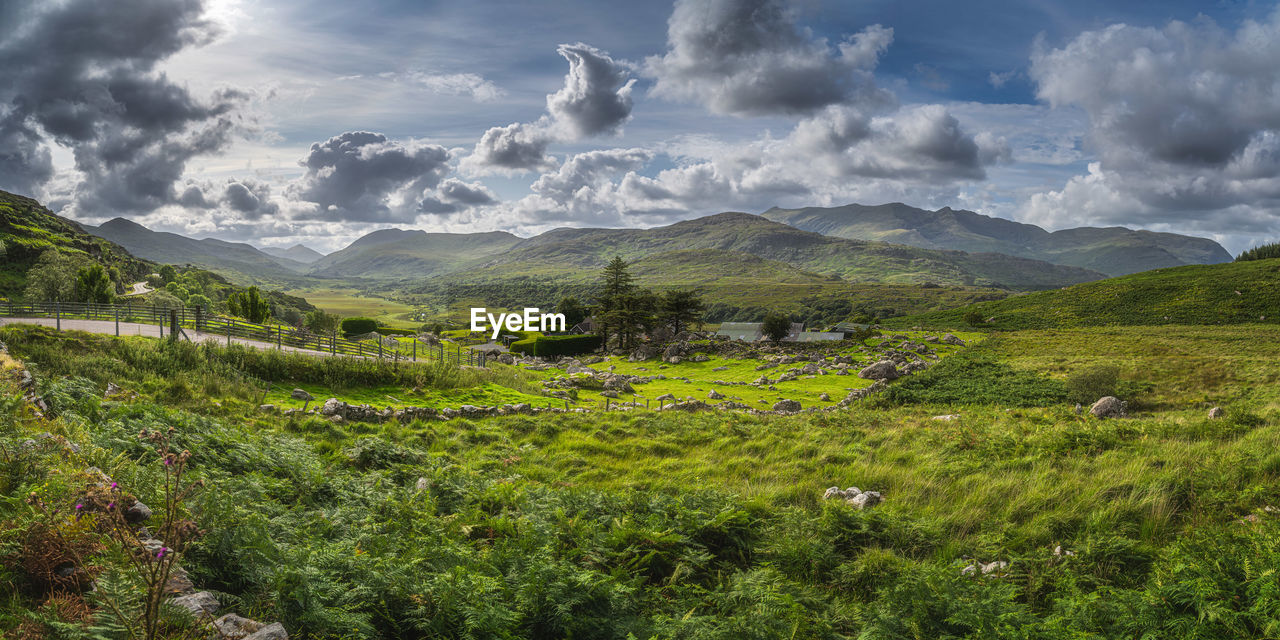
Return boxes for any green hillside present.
[763,202,1232,276]
[308,228,522,279]
[885,258,1280,329]
[0,190,151,298]
[414,247,1008,323]
[474,212,1104,290]
[86,217,306,285]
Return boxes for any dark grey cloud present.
[178,183,213,208]
[464,42,635,174]
[293,131,451,222]
[645,0,894,116]
[463,122,555,175]
[419,178,498,215]
[222,179,278,219]
[0,117,53,195]
[1024,11,1280,238]
[0,0,247,211]
[546,43,636,138]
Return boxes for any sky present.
[2,0,1279,254]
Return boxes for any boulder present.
[708,390,725,400]
[105,382,123,397]
[214,615,289,640]
[772,399,801,412]
[125,500,153,524]
[942,333,966,346]
[858,361,900,380]
[170,591,219,617]
[320,398,344,416]
[1089,396,1127,419]
[258,404,276,413]
[818,392,830,401]
[247,623,289,640]
[290,388,314,402]
[1208,406,1225,420]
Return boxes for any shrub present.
[373,326,415,336]
[340,317,378,337]
[881,350,1068,407]
[1065,365,1120,404]
[963,310,986,326]
[510,333,602,357]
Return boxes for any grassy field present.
[283,286,418,327]
[886,257,1280,330]
[4,324,1280,638]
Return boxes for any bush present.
[1065,365,1120,404]
[881,350,1068,407]
[340,317,378,337]
[510,334,602,357]
[963,310,986,326]
[373,326,415,336]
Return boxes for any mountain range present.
[761,203,1233,276]
[261,244,325,265]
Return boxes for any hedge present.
[509,333,602,357]
[341,317,377,337]
[374,326,416,336]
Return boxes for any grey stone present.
[290,388,314,401]
[170,591,219,617]
[1208,406,1225,420]
[125,501,152,524]
[1089,396,1127,419]
[772,399,801,412]
[246,622,289,640]
[858,361,900,380]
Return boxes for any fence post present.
[412,339,416,362]
[195,306,203,332]
[169,309,178,341]
[277,326,282,350]
[115,306,119,336]
[55,300,61,331]
[226,320,231,347]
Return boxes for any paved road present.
[122,281,153,297]
[0,317,350,358]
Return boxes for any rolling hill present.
[262,244,325,265]
[306,228,522,279]
[465,212,1105,290]
[0,190,152,297]
[884,258,1280,329]
[86,217,307,284]
[762,203,1233,276]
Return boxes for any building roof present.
[796,331,845,342]
[716,321,806,341]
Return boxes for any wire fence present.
[0,300,489,367]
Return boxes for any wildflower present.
[75,503,83,510]
[156,547,168,559]
[110,482,118,490]
[107,502,115,509]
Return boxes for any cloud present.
[0,0,249,211]
[461,121,556,175]
[546,43,636,138]
[1025,10,1280,242]
[645,0,894,116]
[988,70,1018,89]
[462,42,637,175]
[419,178,498,214]
[408,72,504,102]
[292,131,451,222]
[222,179,278,219]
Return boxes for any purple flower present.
[164,458,172,466]
[156,547,167,559]
[75,503,83,510]
[110,482,118,490]
[107,502,115,509]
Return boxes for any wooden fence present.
[0,300,488,367]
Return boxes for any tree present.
[186,293,212,310]
[761,312,791,343]
[305,310,341,334]
[227,286,271,323]
[158,264,178,283]
[75,264,114,303]
[596,256,637,349]
[963,310,986,327]
[23,249,78,302]
[557,296,589,329]
[660,289,705,335]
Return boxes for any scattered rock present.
[170,591,219,617]
[105,382,123,397]
[1089,396,1127,419]
[932,414,960,421]
[214,615,289,640]
[821,486,882,509]
[258,404,276,413]
[772,399,801,412]
[708,390,724,400]
[1053,545,1075,558]
[942,333,966,346]
[858,361,899,380]
[818,392,830,401]
[1208,406,1224,420]
[290,388,314,402]
[125,501,152,524]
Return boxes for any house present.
[715,321,818,342]
[795,331,845,342]
[569,317,598,334]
